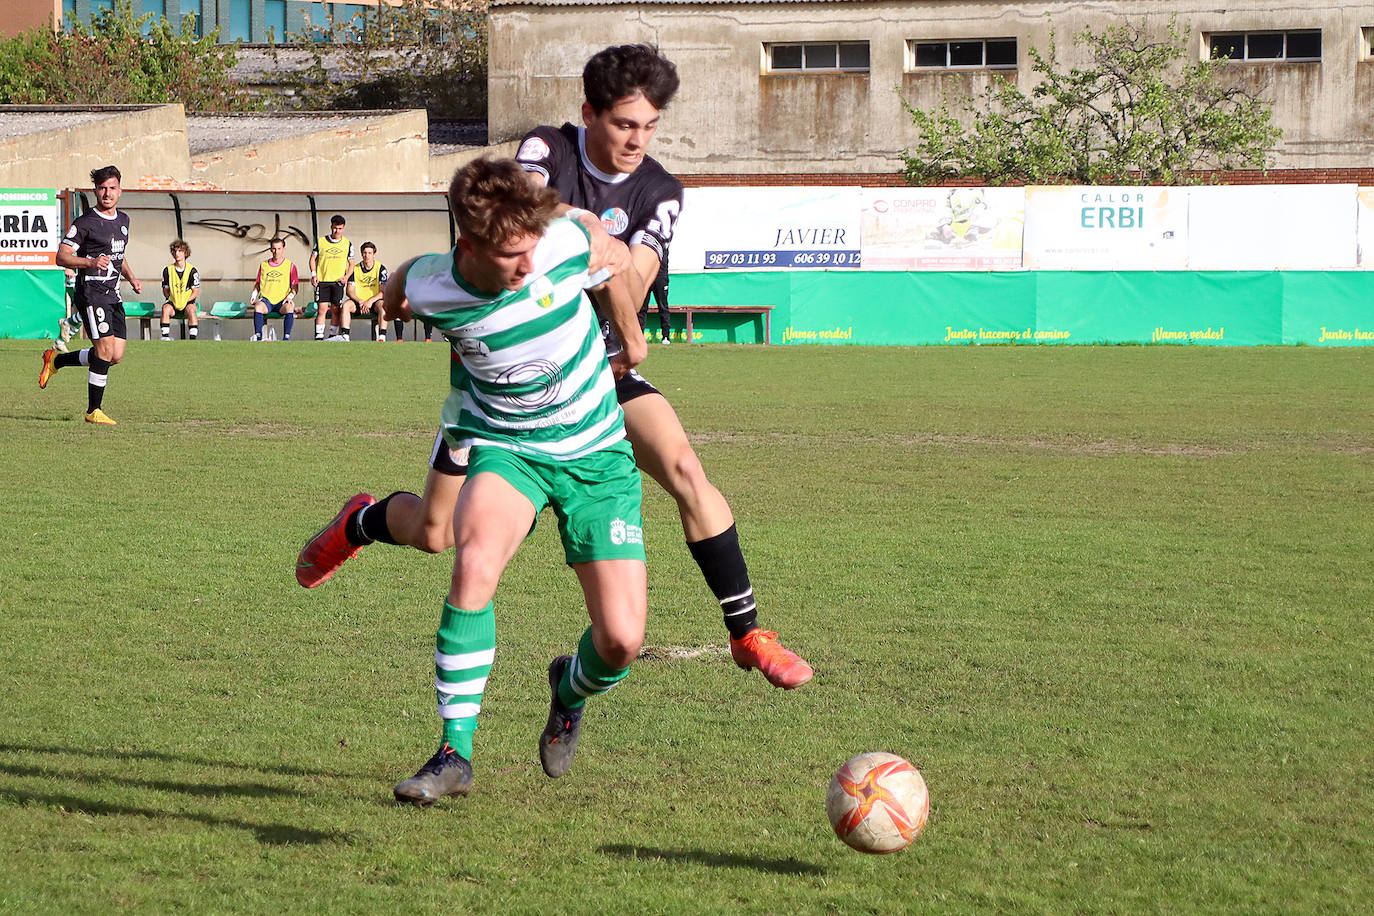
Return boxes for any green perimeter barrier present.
[0,270,64,339]
[674,270,1374,345]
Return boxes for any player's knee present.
[597,629,643,669]
[450,544,501,596]
[663,445,710,498]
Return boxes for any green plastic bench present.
[209,300,318,340]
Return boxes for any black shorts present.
[615,369,660,404]
[429,430,470,476]
[317,281,346,306]
[76,290,126,340]
[163,301,197,316]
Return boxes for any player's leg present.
[621,385,813,688]
[296,433,465,588]
[186,303,199,339]
[253,301,268,341]
[393,466,538,806]
[80,309,125,424]
[159,302,173,340]
[280,301,295,340]
[540,444,646,777]
[338,299,354,340]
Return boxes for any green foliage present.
[268,0,487,119]
[1,340,1372,912]
[900,19,1282,185]
[0,0,256,111]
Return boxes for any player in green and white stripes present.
[388,157,648,805]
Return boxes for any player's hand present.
[609,351,634,380]
[129,278,143,295]
[93,254,111,271]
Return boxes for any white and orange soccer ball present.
[826,751,929,854]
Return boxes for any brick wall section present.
[679,168,1374,188]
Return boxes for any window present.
[910,38,1017,70]
[228,0,250,41]
[1209,30,1321,61]
[766,42,870,73]
[265,0,286,40]
[1363,27,1374,59]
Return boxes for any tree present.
[0,1,256,112]
[899,19,1282,185]
[267,0,487,120]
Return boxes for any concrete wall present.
[0,106,192,190]
[488,0,1374,173]
[187,110,430,191]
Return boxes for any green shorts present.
[466,440,644,565]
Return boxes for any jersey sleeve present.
[161,266,171,288]
[378,265,390,285]
[626,174,685,267]
[515,125,571,186]
[61,220,86,251]
[289,264,298,287]
[189,267,201,289]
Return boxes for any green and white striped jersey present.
[406,217,623,460]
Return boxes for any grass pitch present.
[1,339,1371,914]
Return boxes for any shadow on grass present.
[599,843,825,876]
[0,740,344,779]
[0,761,295,800]
[0,788,340,846]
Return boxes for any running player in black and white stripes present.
[41,165,142,425]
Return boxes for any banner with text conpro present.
[674,187,862,271]
[860,187,1024,270]
[1023,186,1189,270]
[0,188,63,338]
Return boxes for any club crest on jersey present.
[517,137,550,161]
[528,276,555,308]
[600,208,630,236]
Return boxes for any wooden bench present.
[674,304,775,344]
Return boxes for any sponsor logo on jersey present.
[517,137,550,161]
[529,276,555,308]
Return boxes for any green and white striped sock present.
[557,626,629,710]
[435,601,495,759]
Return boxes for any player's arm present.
[383,257,419,323]
[121,253,142,295]
[521,169,630,278]
[186,268,200,304]
[597,268,647,375]
[249,264,263,304]
[308,247,318,283]
[56,225,104,272]
[288,264,299,302]
[161,266,172,300]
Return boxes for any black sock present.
[54,351,83,369]
[345,492,412,546]
[686,524,758,639]
[87,355,111,413]
[159,322,170,339]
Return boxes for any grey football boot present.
[538,655,583,778]
[393,742,474,806]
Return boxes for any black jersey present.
[517,123,683,354]
[62,208,130,303]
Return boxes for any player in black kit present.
[294,45,812,689]
[40,165,142,425]
[516,45,812,688]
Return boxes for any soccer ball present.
[826,752,929,854]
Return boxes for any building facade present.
[488,0,1374,175]
[4,0,404,43]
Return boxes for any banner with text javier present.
[0,188,60,267]
[859,187,1024,270]
[673,187,862,271]
[1023,186,1189,270]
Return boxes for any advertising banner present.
[674,187,862,271]
[1023,186,1189,270]
[1358,188,1374,270]
[0,188,60,268]
[859,187,1024,270]
[1188,185,1358,269]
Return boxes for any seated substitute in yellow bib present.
[160,239,200,340]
